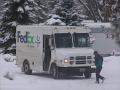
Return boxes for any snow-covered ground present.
[0,54,120,90]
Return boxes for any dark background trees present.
[0,0,47,54]
[0,0,120,54]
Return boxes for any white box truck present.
[16,25,95,79]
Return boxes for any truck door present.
[43,35,51,71]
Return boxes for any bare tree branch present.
[78,0,97,22]
[94,0,104,22]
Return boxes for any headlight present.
[64,59,68,63]
[87,60,92,64]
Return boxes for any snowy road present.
[0,54,120,90]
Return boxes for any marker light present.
[73,27,76,29]
[87,60,92,64]
[64,59,68,63]
[67,27,76,30]
[70,27,73,29]
[67,27,69,29]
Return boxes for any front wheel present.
[84,72,91,78]
[50,64,59,79]
[23,61,32,75]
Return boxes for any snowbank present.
[0,54,18,82]
[45,18,65,25]
[0,54,120,90]
[45,14,65,25]
[2,54,16,62]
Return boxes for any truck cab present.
[42,26,95,78]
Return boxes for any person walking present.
[94,51,105,84]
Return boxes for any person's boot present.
[95,80,99,84]
[102,77,105,83]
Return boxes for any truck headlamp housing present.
[64,59,68,63]
[87,60,92,64]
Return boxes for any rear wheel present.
[23,61,32,75]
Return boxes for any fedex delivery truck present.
[16,25,95,79]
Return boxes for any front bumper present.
[58,66,96,75]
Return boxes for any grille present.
[69,57,74,60]
[75,56,86,64]
[76,61,86,64]
[76,56,86,60]
[87,56,92,59]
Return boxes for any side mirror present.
[89,34,95,44]
[90,37,95,44]
[49,38,54,50]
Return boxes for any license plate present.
[79,68,85,72]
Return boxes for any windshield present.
[55,33,72,48]
[55,33,90,48]
[73,33,90,47]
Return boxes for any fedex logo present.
[17,31,34,44]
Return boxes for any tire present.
[84,72,91,78]
[84,67,92,78]
[23,61,32,75]
[50,64,59,79]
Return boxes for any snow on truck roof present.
[17,25,91,33]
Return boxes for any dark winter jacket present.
[94,53,103,67]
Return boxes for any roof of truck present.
[17,25,91,34]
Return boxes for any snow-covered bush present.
[4,71,14,80]
[3,54,16,62]
[0,0,47,54]
[45,14,65,25]
[48,0,83,26]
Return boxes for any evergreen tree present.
[47,0,58,11]
[78,0,105,22]
[51,0,83,26]
[0,0,35,54]
[33,0,48,23]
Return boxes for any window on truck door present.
[43,35,55,51]
[43,35,50,52]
